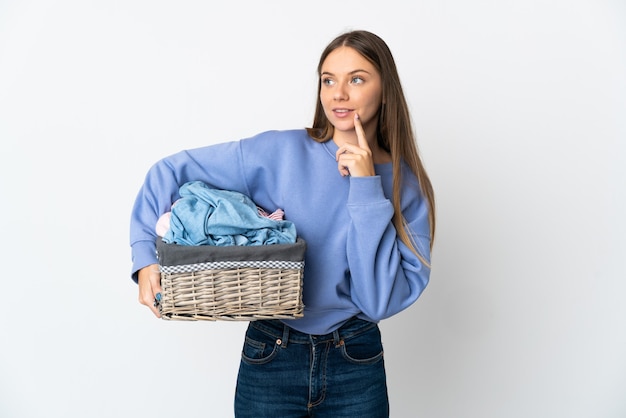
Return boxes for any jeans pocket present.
[340,324,384,365]
[241,325,280,365]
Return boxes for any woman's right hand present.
[138,264,162,317]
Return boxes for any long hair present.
[306,30,436,264]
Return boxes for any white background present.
[1,1,625,417]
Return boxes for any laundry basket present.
[155,238,306,321]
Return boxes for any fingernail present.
[156,293,162,302]
[355,113,360,120]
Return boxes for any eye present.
[351,76,364,84]
[322,77,335,86]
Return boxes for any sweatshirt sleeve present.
[129,140,249,282]
[345,174,431,321]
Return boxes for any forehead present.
[321,46,377,74]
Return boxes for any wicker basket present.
[155,238,306,321]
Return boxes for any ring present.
[153,292,162,308]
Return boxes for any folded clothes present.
[161,181,297,246]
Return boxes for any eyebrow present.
[321,69,372,77]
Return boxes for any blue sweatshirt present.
[130,129,431,335]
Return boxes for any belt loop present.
[333,329,341,347]
[280,322,290,348]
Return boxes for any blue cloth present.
[162,181,296,246]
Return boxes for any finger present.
[338,147,377,177]
[138,264,162,317]
[354,113,370,151]
[139,286,161,317]
[337,158,350,176]
[336,151,349,176]
[336,145,362,176]
[335,143,354,161]
[335,144,353,176]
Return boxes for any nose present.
[333,84,348,101]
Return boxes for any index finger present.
[354,113,370,151]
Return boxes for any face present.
[319,46,383,141]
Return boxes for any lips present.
[332,108,353,118]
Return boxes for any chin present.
[331,121,355,132]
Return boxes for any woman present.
[130,30,435,417]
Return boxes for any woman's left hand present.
[336,113,376,177]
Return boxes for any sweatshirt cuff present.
[347,176,386,206]
[130,240,158,283]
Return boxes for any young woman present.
[130,30,435,417]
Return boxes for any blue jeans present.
[234,317,389,417]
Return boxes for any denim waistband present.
[249,317,378,348]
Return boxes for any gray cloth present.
[157,237,307,267]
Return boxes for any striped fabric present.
[257,207,286,221]
[160,260,305,275]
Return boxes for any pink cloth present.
[155,212,171,237]
[257,207,285,221]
